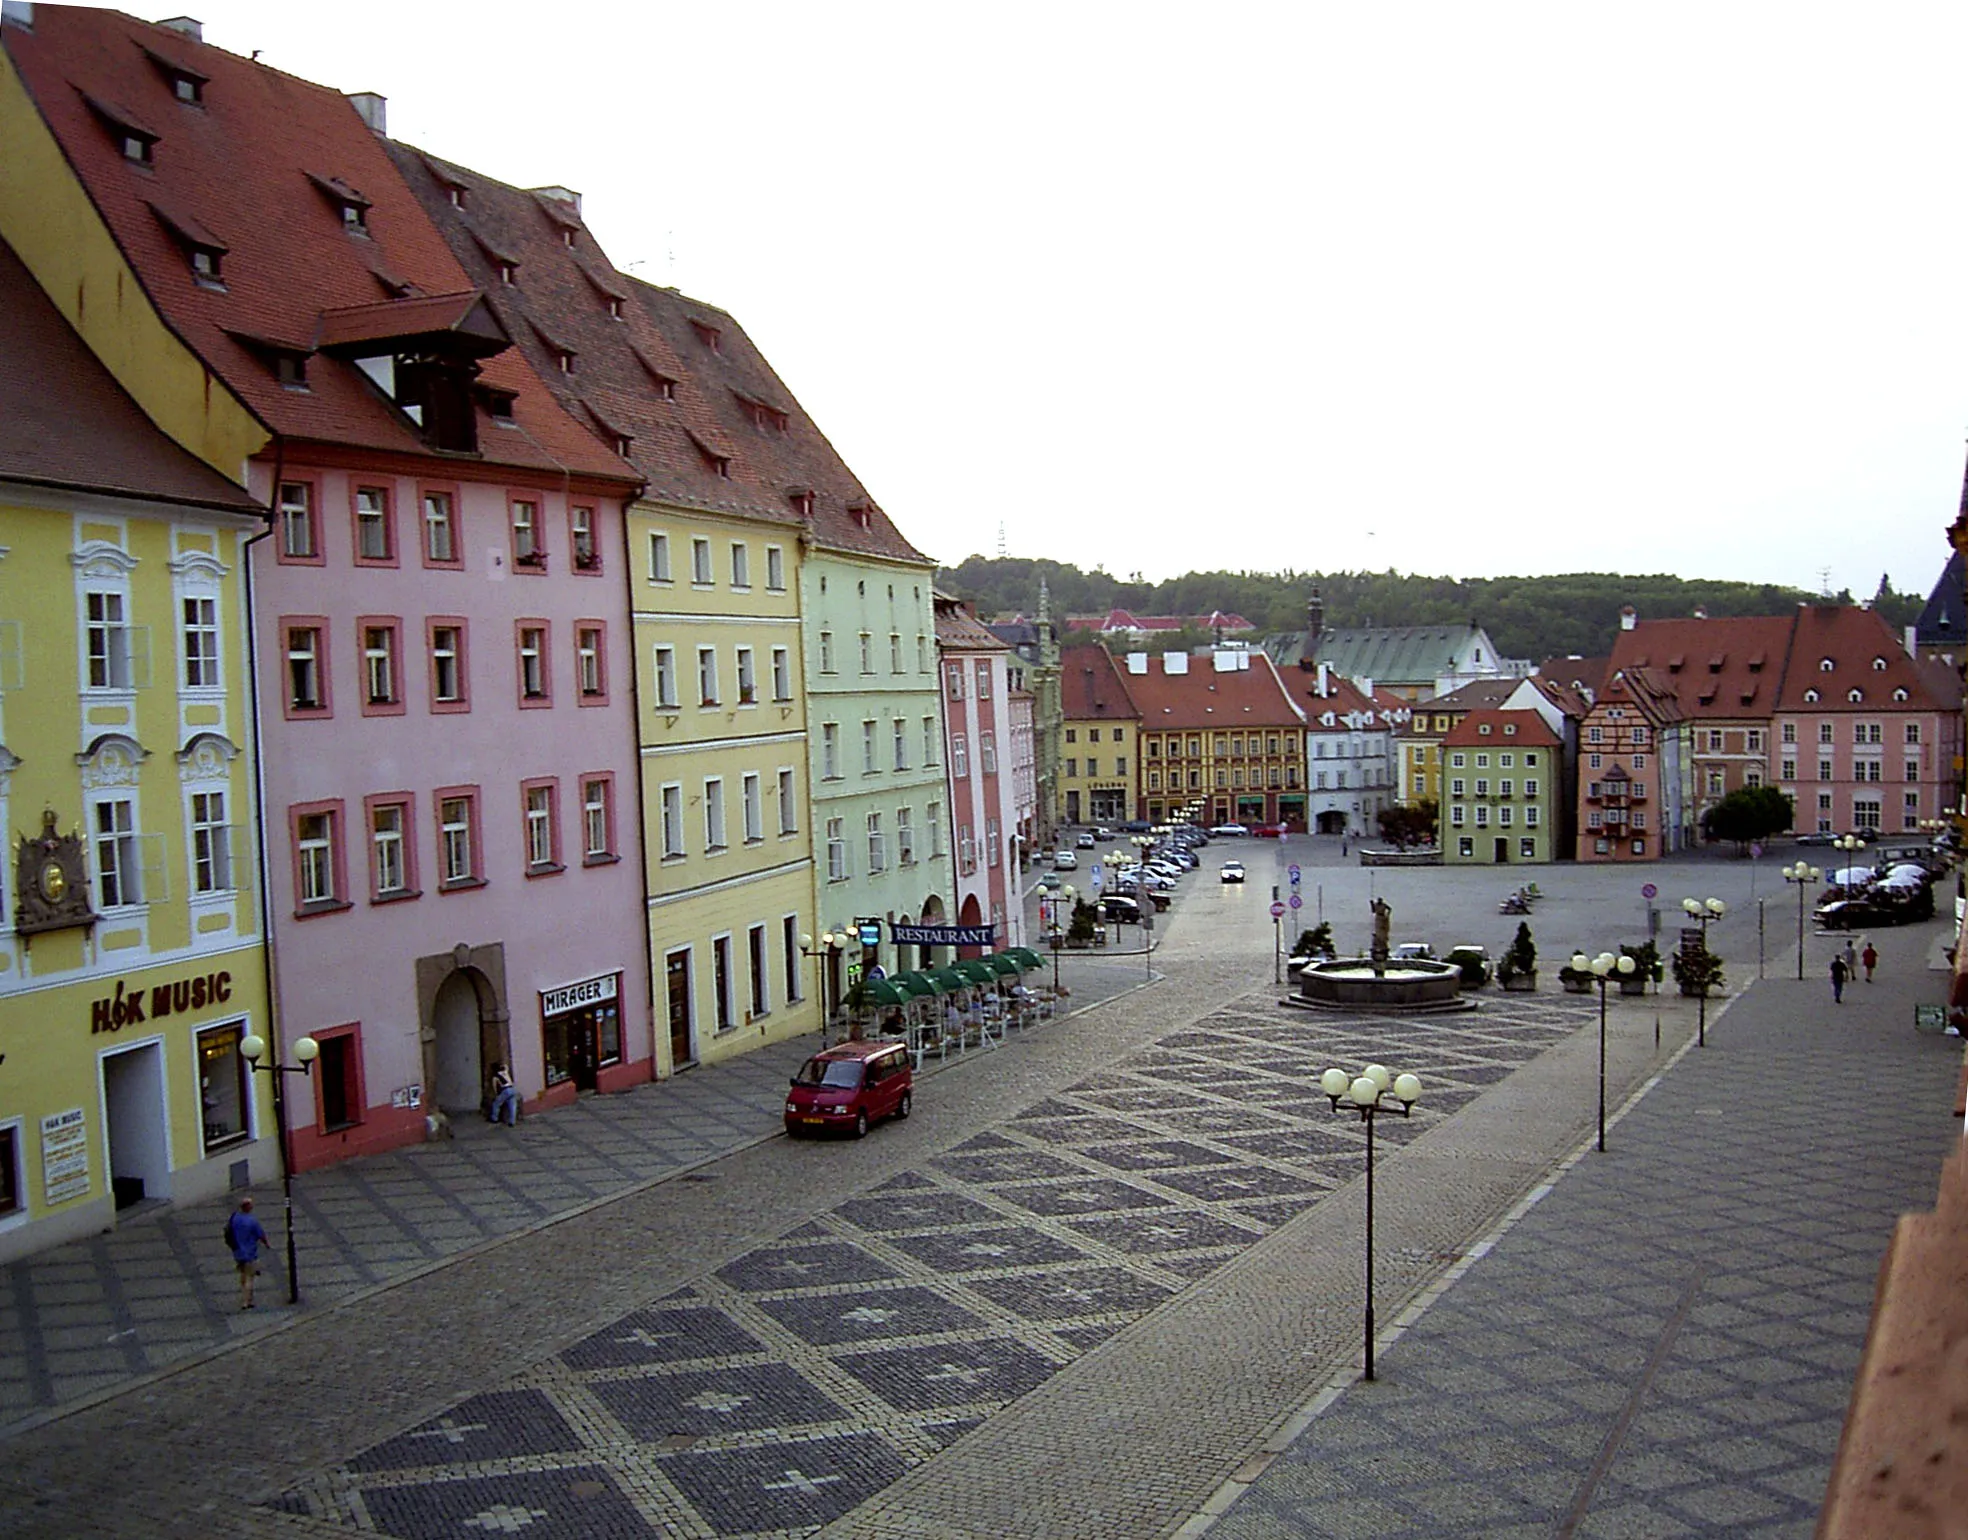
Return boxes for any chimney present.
[1619,605,1638,631]
[1,2,34,26]
[346,92,387,134]
[1317,661,1330,696]
[157,15,201,39]
[1907,624,1919,655]
[1300,587,1324,671]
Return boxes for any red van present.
[784,1039,913,1138]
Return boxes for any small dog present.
[424,1110,454,1141]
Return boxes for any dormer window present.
[143,46,209,106]
[343,204,367,233]
[1893,687,1909,701]
[557,351,574,374]
[308,174,372,236]
[499,262,517,285]
[1804,688,1821,703]
[791,491,815,518]
[86,92,161,165]
[1820,657,1834,672]
[172,74,201,104]
[710,455,730,479]
[276,352,308,388]
[449,185,466,208]
[1848,688,1863,703]
[190,247,221,282]
[608,297,624,321]
[1872,656,1888,670]
[847,502,873,531]
[149,199,226,287]
[690,320,722,352]
[125,134,154,163]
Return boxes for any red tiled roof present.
[1609,615,1796,719]
[1597,666,1685,725]
[933,592,1009,652]
[1442,709,1561,750]
[1116,651,1305,731]
[3,8,629,480]
[1060,645,1139,721]
[1776,605,1954,712]
[0,234,260,514]
[1533,654,1609,698]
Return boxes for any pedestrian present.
[1830,954,1848,1005]
[1861,941,1878,982]
[224,1196,268,1310]
[1341,839,1349,859]
[1842,938,1858,978]
[489,1061,519,1126]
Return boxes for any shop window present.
[542,978,622,1086]
[312,1030,361,1131]
[0,1125,18,1217]
[197,1023,251,1153]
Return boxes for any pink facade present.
[253,459,651,1169]
[1008,689,1039,859]
[937,601,1023,954]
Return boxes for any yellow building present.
[1059,644,1141,826]
[0,238,274,1263]
[1394,680,1520,808]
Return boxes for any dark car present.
[1814,884,1935,930]
[785,1040,913,1137]
[1097,895,1143,924]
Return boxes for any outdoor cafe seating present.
[880,949,1048,1067]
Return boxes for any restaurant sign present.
[891,924,995,947]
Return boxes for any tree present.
[1700,786,1793,850]
[1376,799,1438,849]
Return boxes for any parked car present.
[1121,820,1153,833]
[1795,831,1838,846]
[785,1040,913,1138]
[1251,822,1288,839]
[1392,941,1436,961]
[1094,826,1117,839]
[1097,894,1143,924]
[1053,850,1078,869]
[1220,860,1246,883]
[1075,831,1097,849]
[1210,823,1249,837]
[1445,944,1492,986]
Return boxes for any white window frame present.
[648,530,672,582]
[661,782,685,859]
[653,644,678,710]
[777,768,798,835]
[703,777,726,851]
[742,771,762,843]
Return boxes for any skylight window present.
[500,262,517,285]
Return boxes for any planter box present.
[1501,973,1537,992]
[1618,978,1648,997]
[1561,976,1592,994]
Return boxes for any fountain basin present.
[1287,956,1472,1013]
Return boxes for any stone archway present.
[957,893,985,960]
[919,893,947,971]
[416,942,510,1118]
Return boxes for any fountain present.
[1287,896,1471,1013]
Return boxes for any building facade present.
[1289,663,1404,836]
[1122,648,1306,827]
[1441,710,1562,864]
[1059,644,1141,826]
[0,235,273,1262]
[936,595,1022,951]
[1574,668,1685,862]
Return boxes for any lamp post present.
[239,1032,319,1306]
[1834,832,1868,880]
[1782,862,1822,981]
[1322,1063,1421,1381]
[1679,896,1726,1047]
[1570,951,1634,1152]
[1044,884,1075,992]
[799,932,848,1046]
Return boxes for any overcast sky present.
[133,1,1968,601]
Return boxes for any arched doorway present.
[919,893,947,970]
[431,968,493,1115]
[957,893,984,960]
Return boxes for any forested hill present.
[939,557,1927,664]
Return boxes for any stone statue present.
[1370,896,1392,962]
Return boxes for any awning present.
[1006,947,1045,972]
[861,978,909,1008]
[930,967,974,992]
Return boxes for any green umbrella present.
[1006,947,1045,972]
[953,960,997,986]
[929,967,971,993]
[983,953,1021,978]
[890,970,943,998]
[861,977,909,1007]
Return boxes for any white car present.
[1053,850,1078,870]
[1220,860,1246,883]
[1210,823,1249,837]
[1075,832,1097,849]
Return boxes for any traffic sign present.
[1269,901,1286,919]
[1288,893,1303,909]
[1641,883,1658,900]
[1288,864,1301,883]
[867,965,887,981]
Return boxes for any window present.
[772,647,791,702]
[728,771,758,845]
[976,660,992,698]
[293,804,338,908]
[859,632,873,674]
[953,736,969,777]
[661,783,685,858]
[86,591,135,691]
[429,621,467,709]
[1853,799,1881,833]
[1906,759,1921,782]
[1782,758,1797,780]
[982,738,998,775]
[649,531,672,582]
[778,768,798,834]
[421,489,457,565]
[354,486,392,563]
[1524,779,1539,800]
[1449,752,1465,768]
[1499,805,1513,826]
[1707,730,1723,752]
[1819,760,1832,781]
[691,537,713,584]
[196,1025,249,1155]
[1747,729,1764,752]
[730,542,750,589]
[285,623,327,714]
[1450,805,1466,827]
[517,624,548,703]
[898,806,915,865]
[368,797,412,899]
[436,792,479,886]
[511,500,542,566]
[986,816,1000,866]
[917,635,929,672]
[891,633,904,674]
[892,718,910,771]
[1907,723,1922,744]
[1499,780,1513,799]
[581,776,614,861]
[863,719,877,774]
[947,662,965,699]
[1632,809,1647,828]
[1521,838,1537,860]
[1475,780,1489,798]
[1450,779,1465,797]
[182,597,219,689]
[819,631,835,673]
[928,801,943,857]
[1587,753,1601,770]
[765,545,785,591]
[827,816,847,881]
[524,781,559,871]
[748,924,769,1019]
[1906,792,1922,829]
[190,791,231,893]
[736,646,757,705]
[697,645,719,706]
[782,915,803,1003]
[822,723,841,780]
[653,645,678,709]
[1819,722,1835,744]
[868,812,887,872]
[576,625,604,700]
[571,505,598,570]
[361,622,400,711]
[1525,805,1540,827]
[713,935,735,1032]
[704,778,726,851]
[278,481,318,560]
[1587,726,1602,744]
[924,717,939,765]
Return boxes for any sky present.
[121,1,1968,600]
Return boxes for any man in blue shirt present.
[225,1197,269,1310]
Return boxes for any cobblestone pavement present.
[0,951,1149,1434]
[1198,919,1962,1540]
[1,851,1954,1540]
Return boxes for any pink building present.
[5,11,653,1167]
[1773,606,1960,839]
[936,595,1023,954]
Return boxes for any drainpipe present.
[242,437,287,1177]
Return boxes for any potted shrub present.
[1066,899,1099,949]
[1670,946,1724,999]
[1293,922,1336,960]
[1497,922,1538,992]
[1557,957,1594,994]
[1619,941,1661,996]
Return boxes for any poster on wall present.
[40,1108,89,1206]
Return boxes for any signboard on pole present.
[1288,892,1303,910]
[1288,864,1301,884]
[1641,883,1658,900]
[1269,901,1286,919]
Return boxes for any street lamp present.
[238,1032,318,1306]
[1782,862,1822,981]
[799,932,849,1046]
[1044,884,1076,992]
[1679,897,1726,1047]
[1321,1063,1421,1382]
[1569,951,1634,1152]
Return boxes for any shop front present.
[538,971,625,1106]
